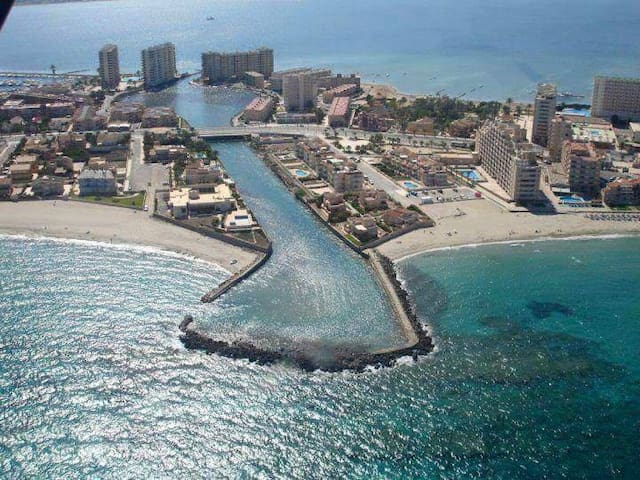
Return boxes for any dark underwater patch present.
[527,301,574,319]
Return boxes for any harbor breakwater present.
[180,247,433,371]
[179,249,434,372]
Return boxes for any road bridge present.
[196,124,475,148]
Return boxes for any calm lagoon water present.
[1,0,640,100]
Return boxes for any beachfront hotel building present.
[201,48,273,84]
[532,83,557,147]
[141,43,177,90]
[476,120,541,202]
[602,178,640,206]
[98,44,120,90]
[322,73,361,90]
[560,141,601,196]
[78,168,117,196]
[591,76,640,121]
[168,186,235,219]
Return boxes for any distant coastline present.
[15,0,115,6]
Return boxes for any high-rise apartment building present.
[98,44,120,90]
[201,48,273,84]
[141,43,177,90]
[270,68,313,92]
[560,141,601,196]
[591,76,640,121]
[532,83,557,147]
[476,120,541,202]
[283,70,332,112]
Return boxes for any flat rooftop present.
[571,124,616,145]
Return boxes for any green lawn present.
[76,193,145,209]
[344,233,362,247]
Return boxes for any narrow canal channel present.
[195,141,407,353]
[128,80,408,353]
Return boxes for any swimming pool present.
[460,169,482,181]
[294,169,310,178]
[559,195,587,204]
[402,180,420,190]
[561,108,590,117]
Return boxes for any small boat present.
[206,16,215,21]
[560,91,585,98]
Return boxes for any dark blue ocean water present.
[1,0,640,100]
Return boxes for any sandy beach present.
[378,199,640,261]
[0,200,258,273]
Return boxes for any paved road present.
[358,160,416,207]
[126,130,169,214]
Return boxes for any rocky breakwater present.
[179,252,433,372]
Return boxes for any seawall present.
[367,250,420,350]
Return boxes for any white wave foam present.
[0,233,231,275]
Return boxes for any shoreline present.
[15,0,116,6]
[392,232,640,263]
[378,199,640,263]
[0,200,259,274]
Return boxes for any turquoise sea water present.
[1,0,640,100]
[2,236,640,477]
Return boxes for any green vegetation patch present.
[77,192,145,209]
[344,234,362,247]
